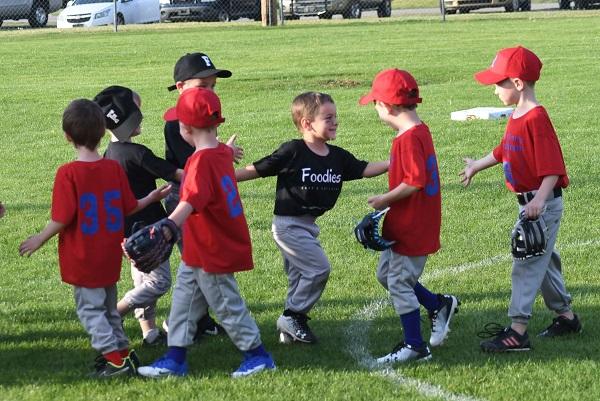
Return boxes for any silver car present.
[0,0,63,27]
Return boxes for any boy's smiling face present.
[305,102,338,142]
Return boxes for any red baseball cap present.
[474,46,543,85]
[359,69,422,106]
[163,87,225,128]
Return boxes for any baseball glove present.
[511,213,548,260]
[354,208,395,251]
[122,218,180,273]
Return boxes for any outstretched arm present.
[226,134,244,164]
[362,160,389,178]
[128,184,172,216]
[235,165,260,182]
[168,201,194,228]
[459,152,498,187]
[19,220,66,256]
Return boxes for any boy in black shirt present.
[95,86,182,346]
[236,92,388,343]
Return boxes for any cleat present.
[478,323,531,352]
[137,356,188,378]
[194,314,225,340]
[142,329,168,348]
[376,342,432,364]
[276,313,317,344]
[538,314,582,338]
[93,358,134,378]
[429,294,460,347]
[232,353,276,378]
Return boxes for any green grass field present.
[1,11,600,401]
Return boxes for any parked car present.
[0,0,62,28]
[442,0,530,13]
[160,0,261,22]
[57,0,159,28]
[281,0,391,19]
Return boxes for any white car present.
[57,0,160,28]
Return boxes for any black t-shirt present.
[105,141,178,235]
[164,120,194,171]
[253,139,368,217]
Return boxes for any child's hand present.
[523,197,545,220]
[459,158,477,187]
[0,202,5,219]
[19,235,44,257]
[151,184,172,202]
[226,134,244,164]
[368,195,388,210]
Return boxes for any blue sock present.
[246,344,269,358]
[414,281,440,312]
[400,309,424,348]
[166,346,187,364]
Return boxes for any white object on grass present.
[451,107,513,121]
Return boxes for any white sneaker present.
[376,342,432,364]
[429,294,460,347]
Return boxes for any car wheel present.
[343,2,362,18]
[318,11,333,18]
[116,13,125,25]
[377,0,392,17]
[558,0,570,8]
[28,2,49,28]
[574,0,588,8]
[519,0,531,10]
[458,7,470,12]
[445,9,457,13]
[217,8,231,22]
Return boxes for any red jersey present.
[180,143,253,273]
[51,159,137,287]
[492,106,569,193]
[382,124,441,256]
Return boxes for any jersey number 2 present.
[80,191,123,235]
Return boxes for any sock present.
[400,309,424,348]
[246,344,269,358]
[118,348,129,358]
[103,351,124,366]
[144,328,159,343]
[166,346,187,364]
[414,282,440,312]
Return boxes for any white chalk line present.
[344,239,600,401]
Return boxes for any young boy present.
[235,92,389,344]
[162,52,237,339]
[18,99,170,377]
[94,85,183,347]
[359,69,460,363]
[460,46,580,352]
[138,87,276,378]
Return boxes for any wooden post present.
[261,0,279,26]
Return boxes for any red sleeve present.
[180,156,213,212]
[399,134,427,189]
[51,166,76,225]
[530,113,567,178]
[117,164,138,215]
[492,143,503,162]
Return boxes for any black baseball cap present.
[93,86,143,142]
[168,52,232,91]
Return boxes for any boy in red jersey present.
[19,99,170,377]
[138,87,275,379]
[460,46,581,352]
[359,69,460,363]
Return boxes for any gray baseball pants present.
[167,262,262,352]
[272,215,330,315]
[74,285,128,354]
[509,196,572,324]
[376,250,427,315]
[121,260,171,322]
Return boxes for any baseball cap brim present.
[163,106,178,122]
[167,68,233,91]
[111,109,143,142]
[474,69,507,85]
[358,92,376,105]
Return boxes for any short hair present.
[291,92,335,130]
[62,99,106,151]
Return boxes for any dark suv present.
[160,0,261,22]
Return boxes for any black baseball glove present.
[122,218,180,273]
[511,213,548,260]
[354,209,395,251]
